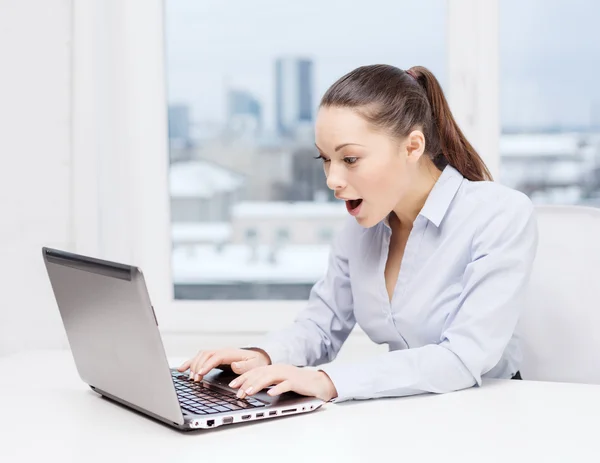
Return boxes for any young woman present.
[178,64,538,403]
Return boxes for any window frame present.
[70,0,499,335]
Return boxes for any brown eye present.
[344,157,358,165]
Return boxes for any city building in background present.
[168,104,192,148]
[226,89,262,139]
[275,57,314,140]
[166,52,338,298]
[499,132,600,206]
[169,159,246,223]
[171,201,346,299]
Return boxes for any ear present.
[405,130,425,163]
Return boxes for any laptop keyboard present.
[172,372,266,415]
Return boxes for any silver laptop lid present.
[42,247,184,425]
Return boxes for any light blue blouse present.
[253,164,539,402]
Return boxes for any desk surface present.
[1,350,599,463]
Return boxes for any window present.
[276,228,290,243]
[499,0,600,207]
[72,1,494,333]
[318,228,333,243]
[245,228,258,242]
[164,0,447,301]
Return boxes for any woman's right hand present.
[176,347,271,382]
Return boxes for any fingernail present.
[229,380,237,387]
[189,372,193,380]
[198,368,205,375]
[232,362,239,368]
[245,387,253,395]
[195,374,200,381]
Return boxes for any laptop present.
[42,247,325,431]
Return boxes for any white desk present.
[1,350,599,462]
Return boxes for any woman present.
[177,64,538,403]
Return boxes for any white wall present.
[0,0,72,355]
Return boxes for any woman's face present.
[314,106,422,228]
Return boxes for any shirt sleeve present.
[319,194,539,402]
[249,218,357,367]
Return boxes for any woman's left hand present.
[227,364,338,402]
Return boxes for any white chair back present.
[518,205,600,384]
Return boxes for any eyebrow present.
[314,142,364,153]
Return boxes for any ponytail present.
[407,66,493,182]
[321,64,492,182]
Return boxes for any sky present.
[164,0,600,133]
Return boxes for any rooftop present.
[232,201,347,219]
[169,160,245,198]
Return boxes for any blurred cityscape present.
[168,57,341,299]
[166,56,600,300]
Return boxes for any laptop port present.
[241,414,251,420]
[256,413,264,418]
[281,408,297,414]
[223,417,233,424]
[269,411,277,416]
[206,419,215,427]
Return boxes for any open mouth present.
[348,199,363,209]
[346,198,363,216]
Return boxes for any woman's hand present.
[228,364,338,402]
[176,348,271,382]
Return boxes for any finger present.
[244,373,279,397]
[190,351,209,376]
[197,348,251,377]
[228,370,249,390]
[195,351,237,377]
[233,374,256,399]
[194,352,219,379]
[235,368,283,398]
[231,358,260,374]
[267,380,292,397]
[191,351,213,380]
[177,358,192,372]
[233,370,264,399]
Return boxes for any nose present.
[325,163,347,191]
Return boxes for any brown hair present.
[319,64,492,182]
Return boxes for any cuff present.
[243,339,290,366]
[318,363,358,403]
